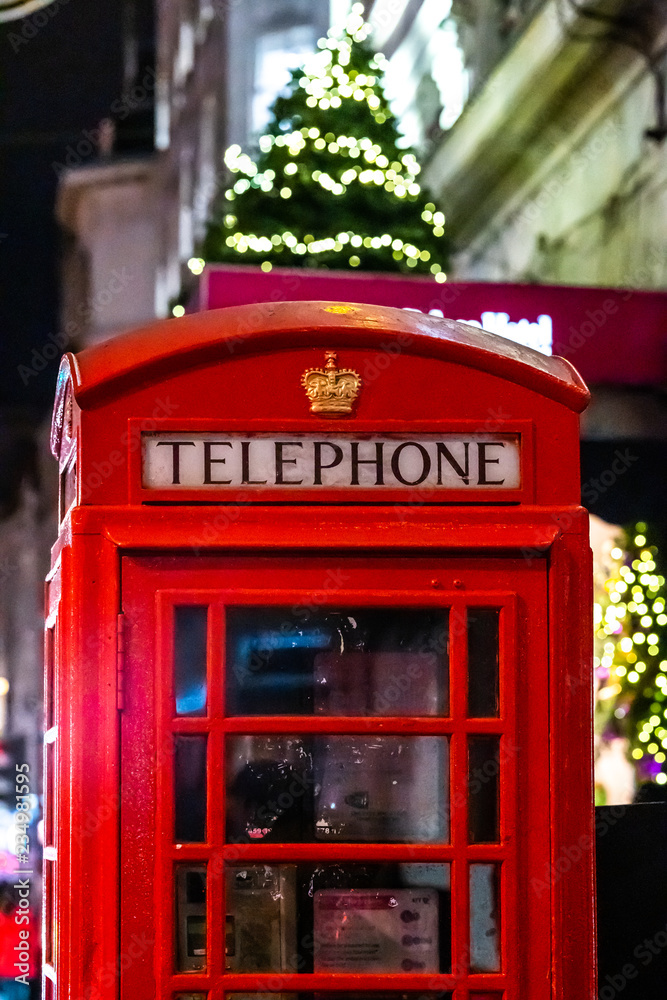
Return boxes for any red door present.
[120,552,550,1000]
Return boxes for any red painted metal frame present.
[119,551,550,1000]
[48,508,593,1000]
[45,302,595,1000]
[46,505,594,1000]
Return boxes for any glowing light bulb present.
[187,257,205,275]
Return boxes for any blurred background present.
[0,0,666,994]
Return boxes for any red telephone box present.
[45,301,595,1000]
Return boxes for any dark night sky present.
[0,1,152,513]
[0,0,125,415]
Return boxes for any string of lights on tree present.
[194,4,449,286]
[595,522,667,785]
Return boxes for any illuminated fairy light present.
[202,7,447,279]
[187,257,205,276]
[595,522,667,783]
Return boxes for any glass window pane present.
[175,995,207,1000]
[468,736,500,844]
[43,862,53,965]
[225,865,298,972]
[467,608,499,717]
[225,863,451,974]
[225,995,452,1000]
[226,736,313,843]
[45,741,55,848]
[176,867,207,972]
[226,994,453,1000]
[469,864,500,973]
[45,626,55,729]
[174,606,208,716]
[226,608,448,717]
[314,736,448,843]
[175,735,207,842]
[226,736,449,844]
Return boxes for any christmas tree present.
[595,522,667,787]
[200,4,449,278]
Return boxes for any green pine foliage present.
[202,5,449,277]
[595,522,667,784]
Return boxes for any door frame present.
[59,502,593,1000]
[119,549,552,1000]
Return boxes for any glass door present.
[120,554,550,1000]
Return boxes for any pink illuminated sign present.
[201,265,666,385]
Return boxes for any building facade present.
[366,0,667,290]
[56,0,331,341]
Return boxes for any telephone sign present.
[143,433,522,490]
[45,301,595,1000]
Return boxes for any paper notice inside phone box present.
[313,888,439,972]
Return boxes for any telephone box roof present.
[52,301,588,456]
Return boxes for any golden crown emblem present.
[302,351,362,416]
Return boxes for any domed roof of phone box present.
[52,300,588,454]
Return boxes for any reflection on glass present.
[225,863,451,974]
[174,606,208,715]
[174,995,207,1000]
[226,736,313,843]
[467,608,500,717]
[225,736,449,844]
[226,608,448,716]
[225,865,297,972]
[469,864,500,973]
[176,867,207,972]
[468,736,500,844]
[314,736,448,843]
[175,735,207,842]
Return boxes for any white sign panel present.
[142,434,521,491]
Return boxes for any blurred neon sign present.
[427,309,553,355]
